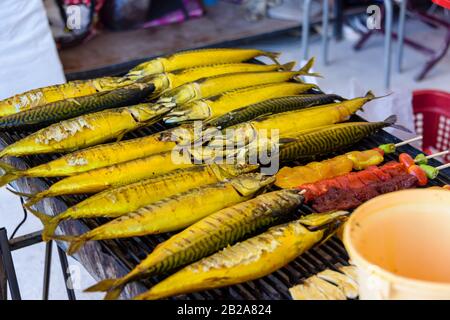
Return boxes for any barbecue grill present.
[2,115,449,300]
[1,56,449,299]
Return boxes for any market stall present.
[1,0,450,302]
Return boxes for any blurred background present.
[0,0,449,299]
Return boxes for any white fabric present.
[0,0,65,100]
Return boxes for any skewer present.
[436,162,450,171]
[422,150,449,160]
[394,135,423,147]
[378,135,423,153]
[414,150,449,165]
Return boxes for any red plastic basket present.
[432,0,450,10]
[412,90,450,162]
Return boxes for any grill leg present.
[0,254,7,300]
[57,245,76,300]
[42,241,53,300]
[0,228,21,300]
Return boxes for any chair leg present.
[396,0,408,73]
[415,30,450,81]
[57,245,76,300]
[42,241,53,300]
[322,0,330,65]
[354,30,375,51]
[301,0,313,60]
[383,0,393,89]
[333,0,344,40]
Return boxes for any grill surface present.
[2,115,449,300]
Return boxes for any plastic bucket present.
[343,189,450,299]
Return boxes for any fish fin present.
[116,131,127,142]
[280,61,296,71]
[264,51,281,64]
[25,206,58,241]
[383,115,412,133]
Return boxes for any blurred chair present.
[300,0,406,89]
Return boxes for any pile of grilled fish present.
[0,48,398,300]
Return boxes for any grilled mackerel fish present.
[87,189,304,300]
[60,173,275,255]
[134,211,349,300]
[30,163,258,240]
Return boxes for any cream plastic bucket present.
[343,189,450,300]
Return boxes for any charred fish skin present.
[86,190,304,299]
[206,94,345,129]
[0,82,155,131]
[134,211,347,300]
[278,116,398,163]
[63,173,275,255]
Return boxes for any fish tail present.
[67,237,88,255]
[383,114,412,133]
[85,278,126,300]
[297,57,321,78]
[0,149,8,159]
[24,191,48,207]
[366,90,392,101]
[300,57,315,72]
[104,286,125,300]
[25,206,59,241]
[280,61,296,71]
[7,188,35,198]
[0,162,23,187]
[264,51,281,64]
[85,279,119,293]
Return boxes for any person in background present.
[0,0,65,100]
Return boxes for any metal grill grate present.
[2,112,450,300]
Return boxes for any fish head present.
[298,210,350,229]
[94,75,140,91]
[207,123,256,150]
[211,163,260,179]
[128,103,172,123]
[126,58,166,79]
[164,100,211,124]
[159,83,200,106]
[229,173,275,196]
